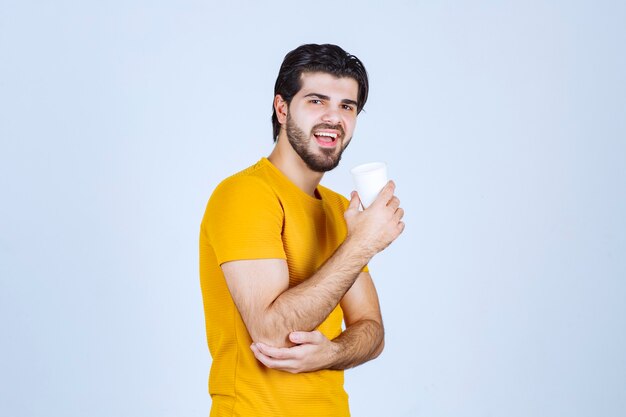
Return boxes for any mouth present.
[313,130,340,148]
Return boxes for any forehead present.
[297,72,358,100]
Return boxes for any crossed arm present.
[222,258,384,373]
[220,183,404,373]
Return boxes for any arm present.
[251,271,385,372]
[222,181,404,348]
[332,271,384,369]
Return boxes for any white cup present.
[350,162,388,209]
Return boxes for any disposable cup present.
[350,162,388,209]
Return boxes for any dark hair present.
[271,44,369,142]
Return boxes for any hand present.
[250,330,337,374]
[344,181,405,258]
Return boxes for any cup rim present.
[350,162,387,175]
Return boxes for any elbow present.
[248,317,294,348]
[372,335,385,359]
[371,321,385,359]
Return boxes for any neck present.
[267,136,324,198]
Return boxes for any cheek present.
[294,109,316,125]
[344,119,357,135]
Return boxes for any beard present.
[285,113,351,173]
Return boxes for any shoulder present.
[213,172,272,198]
[202,161,284,228]
[202,164,285,237]
[209,162,278,207]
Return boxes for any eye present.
[342,104,355,111]
[310,99,322,104]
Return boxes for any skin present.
[220,72,405,373]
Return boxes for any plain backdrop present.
[1,1,625,416]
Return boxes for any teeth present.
[315,132,337,139]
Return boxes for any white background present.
[1,1,625,416]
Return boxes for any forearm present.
[250,319,384,374]
[328,319,385,370]
[261,237,370,345]
[247,183,404,347]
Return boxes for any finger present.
[250,343,271,365]
[387,196,400,211]
[254,342,297,359]
[290,330,324,344]
[251,344,296,371]
[372,181,395,207]
[393,207,405,222]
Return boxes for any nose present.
[321,107,341,125]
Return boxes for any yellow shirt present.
[199,157,356,417]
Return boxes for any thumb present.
[347,191,361,211]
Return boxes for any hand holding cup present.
[346,162,405,258]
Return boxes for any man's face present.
[283,72,359,172]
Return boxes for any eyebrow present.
[304,93,358,107]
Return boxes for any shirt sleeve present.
[205,175,286,265]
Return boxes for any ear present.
[274,95,288,125]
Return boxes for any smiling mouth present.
[313,131,339,147]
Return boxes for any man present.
[199,44,404,417]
